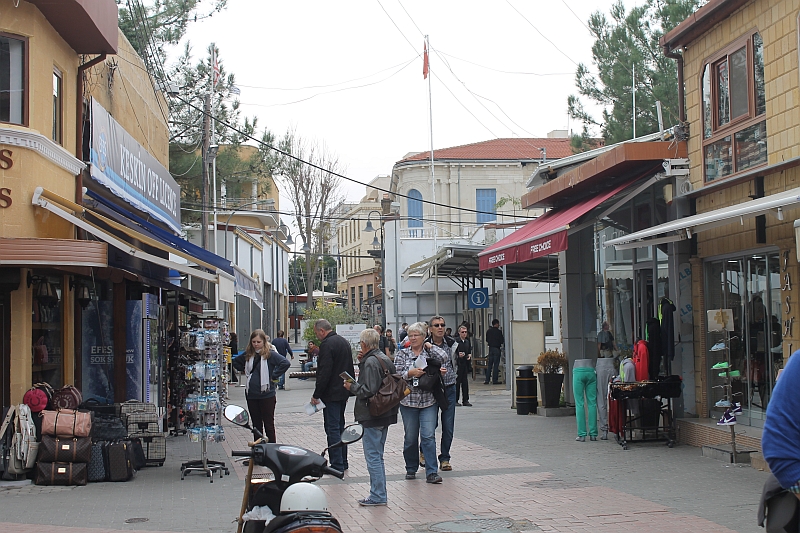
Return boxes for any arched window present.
[407,189,423,227]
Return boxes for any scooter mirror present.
[340,423,364,445]
[224,405,250,427]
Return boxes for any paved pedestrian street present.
[0,373,768,533]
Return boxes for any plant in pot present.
[535,349,568,409]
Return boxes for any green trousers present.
[572,367,598,437]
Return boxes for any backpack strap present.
[375,353,390,376]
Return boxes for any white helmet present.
[280,482,328,512]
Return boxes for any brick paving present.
[0,355,767,532]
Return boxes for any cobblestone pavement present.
[0,355,768,532]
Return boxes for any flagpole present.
[425,35,438,314]
[211,44,218,258]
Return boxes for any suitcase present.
[103,441,134,482]
[80,398,118,417]
[87,443,106,482]
[38,435,91,463]
[130,434,166,466]
[128,438,146,470]
[125,411,160,435]
[119,400,157,426]
[35,461,88,486]
[91,414,127,441]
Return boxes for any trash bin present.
[516,365,537,415]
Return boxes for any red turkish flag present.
[423,42,429,79]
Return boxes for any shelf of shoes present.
[710,331,741,462]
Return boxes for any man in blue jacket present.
[763,350,800,498]
[271,330,293,390]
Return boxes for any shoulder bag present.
[368,356,410,417]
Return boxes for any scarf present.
[245,351,271,393]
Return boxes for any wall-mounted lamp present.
[28,272,58,307]
[69,278,92,309]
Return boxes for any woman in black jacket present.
[232,329,290,441]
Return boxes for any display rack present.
[711,329,741,463]
[179,319,230,482]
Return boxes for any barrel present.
[516,365,537,415]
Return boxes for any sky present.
[176,0,646,206]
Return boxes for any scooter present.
[224,404,363,533]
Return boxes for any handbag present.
[52,385,83,410]
[40,409,92,438]
[368,355,410,417]
[417,357,443,392]
[90,414,127,441]
[35,461,88,486]
[32,337,49,365]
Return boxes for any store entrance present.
[0,290,9,409]
[705,252,782,426]
[634,266,654,341]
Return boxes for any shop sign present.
[518,230,568,263]
[0,148,12,169]
[89,99,181,233]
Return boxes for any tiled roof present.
[398,138,575,163]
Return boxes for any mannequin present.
[572,359,598,442]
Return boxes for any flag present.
[212,50,221,88]
[229,85,241,95]
[423,42,429,79]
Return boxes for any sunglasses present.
[431,323,445,328]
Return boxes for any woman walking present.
[232,329,291,441]
[394,322,449,484]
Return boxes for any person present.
[424,315,457,471]
[445,327,452,337]
[453,325,472,406]
[383,329,397,360]
[485,319,504,384]
[762,350,800,502]
[394,321,448,484]
[573,358,598,442]
[303,341,320,372]
[231,329,291,442]
[343,328,399,506]
[596,321,616,440]
[398,323,408,343]
[311,319,356,473]
[228,332,239,383]
[271,331,294,390]
[375,324,386,355]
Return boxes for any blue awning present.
[84,190,234,276]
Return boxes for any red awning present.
[478,179,635,271]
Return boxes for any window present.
[526,306,554,337]
[52,68,62,143]
[0,34,25,125]
[358,285,364,311]
[476,189,497,223]
[367,284,373,300]
[407,189,423,228]
[702,32,767,182]
[351,287,356,310]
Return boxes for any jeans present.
[573,367,598,437]
[303,361,315,372]
[486,347,501,383]
[362,426,389,503]
[246,396,277,442]
[400,404,438,477]
[595,358,615,432]
[438,384,457,462]
[323,400,349,471]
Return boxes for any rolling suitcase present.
[87,443,106,482]
[130,434,166,466]
[103,441,134,482]
[125,411,160,436]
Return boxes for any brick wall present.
[677,419,762,452]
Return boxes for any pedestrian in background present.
[398,323,408,343]
[394,322,448,484]
[485,319,504,384]
[271,330,294,390]
[228,332,239,383]
[383,329,397,360]
[311,319,356,473]
[454,325,472,406]
[231,329,290,442]
[344,328,399,506]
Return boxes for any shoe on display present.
[715,399,731,408]
[426,473,443,484]
[719,370,741,378]
[732,402,743,414]
[710,341,727,352]
[711,361,730,370]
[717,410,737,426]
[440,461,452,471]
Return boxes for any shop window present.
[701,32,767,182]
[476,189,497,223]
[52,68,62,144]
[32,275,63,389]
[0,34,26,125]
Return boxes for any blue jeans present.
[323,400,349,471]
[362,426,389,503]
[486,347,501,383]
[401,404,438,477]
[438,384,457,462]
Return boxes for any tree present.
[277,131,344,308]
[568,0,699,143]
[301,301,363,345]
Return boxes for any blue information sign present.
[468,288,489,309]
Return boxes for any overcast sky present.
[178,0,646,205]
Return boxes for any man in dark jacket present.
[485,319,504,384]
[271,331,293,390]
[311,319,356,472]
[344,328,398,506]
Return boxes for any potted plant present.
[535,349,568,408]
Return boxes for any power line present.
[436,50,573,76]
[560,0,593,34]
[504,0,579,67]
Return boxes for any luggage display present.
[103,441,134,482]
[51,385,82,410]
[40,409,92,438]
[90,414,127,441]
[38,436,91,463]
[119,400,157,424]
[129,438,147,470]
[130,434,166,466]
[125,411,160,435]
[87,443,106,482]
[35,461,88,486]
[79,398,118,417]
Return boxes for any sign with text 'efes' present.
[89,99,180,233]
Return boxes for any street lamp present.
[284,230,310,343]
[364,210,385,328]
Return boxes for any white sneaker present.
[710,341,726,352]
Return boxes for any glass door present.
[634,265,654,341]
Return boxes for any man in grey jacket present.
[344,328,399,507]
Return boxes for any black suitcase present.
[128,438,146,470]
[103,441,134,482]
[87,443,106,482]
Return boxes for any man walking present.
[271,331,293,390]
[310,319,355,473]
[425,315,457,472]
[398,323,408,343]
[454,325,472,406]
[485,319,504,385]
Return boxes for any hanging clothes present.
[660,297,677,362]
[645,318,662,380]
[633,340,650,382]
[620,357,637,383]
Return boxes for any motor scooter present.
[224,404,363,533]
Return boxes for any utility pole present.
[201,93,211,251]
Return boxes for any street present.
[0,357,768,533]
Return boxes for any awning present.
[32,187,229,285]
[234,265,263,309]
[605,186,800,249]
[0,238,107,267]
[479,179,637,271]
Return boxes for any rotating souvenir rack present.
[179,319,230,482]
